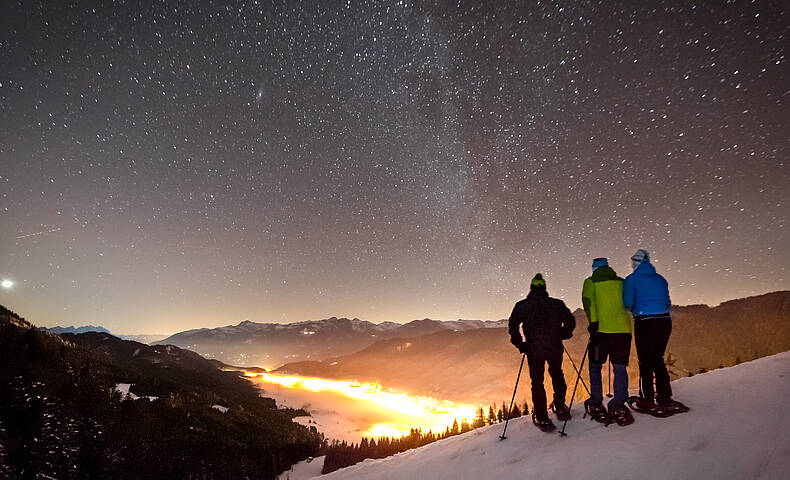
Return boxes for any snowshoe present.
[583,399,613,425]
[608,406,634,426]
[532,413,556,432]
[550,401,571,421]
[657,397,690,414]
[627,396,673,418]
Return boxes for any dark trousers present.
[588,333,631,408]
[634,315,673,401]
[527,355,566,418]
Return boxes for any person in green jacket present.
[581,257,634,426]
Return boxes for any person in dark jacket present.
[624,249,685,413]
[508,274,575,429]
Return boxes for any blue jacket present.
[623,261,671,316]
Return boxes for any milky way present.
[1,1,787,333]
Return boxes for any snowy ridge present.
[162,317,399,342]
[158,316,510,367]
[443,319,508,330]
[169,327,211,337]
[321,351,790,480]
[161,317,506,343]
[40,325,111,335]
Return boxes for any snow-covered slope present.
[323,351,790,480]
[279,456,326,480]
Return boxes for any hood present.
[591,265,621,281]
[634,261,657,275]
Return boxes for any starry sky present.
[1,0,787,335]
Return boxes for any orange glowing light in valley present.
[244,372,477,438]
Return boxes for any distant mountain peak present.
[41,325,111,335]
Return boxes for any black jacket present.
[508,290,575,359]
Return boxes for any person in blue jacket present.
[623,249,684,413]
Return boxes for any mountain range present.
[159,317,507,368]
[39,325,111,335]
[39,325,167,344]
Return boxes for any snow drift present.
[320,350,790,480]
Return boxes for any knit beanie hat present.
[631,249,650,270]
[592,257,608,272]
[530,273,546,290]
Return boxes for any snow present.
[172,327,210,337]
[278,456,325,480]
[114,383,132,398]
[215,326,239,336]
[322,351,790,480]
[113,383,157,402]
[212,405,229,413]
[291,408,367,444]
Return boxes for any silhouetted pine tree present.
[488,405,497,425]
[511,403,522,418]
[472,406,486,428]
[460,419,471,433]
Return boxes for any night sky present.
[1,1,787,335]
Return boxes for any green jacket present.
[581,265,632,334]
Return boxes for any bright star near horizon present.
[1,279,14,289]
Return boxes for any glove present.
[587,322,598,336]
[510,335,528,354]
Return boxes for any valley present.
[246,372,477,442]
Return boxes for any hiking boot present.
[550,401,571,421]
[583,399,611,424]
[532,413,556,432]
[608,405,634,426]
[635,397,658,412]
[627,396,673,417]
[657,396,690,413]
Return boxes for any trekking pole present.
[607,360,613,398]
[559,341,590,437]
[562,345,590,396]
[499,353,525,441]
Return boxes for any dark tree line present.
[321,400,529,474]
[0,305,322,479]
